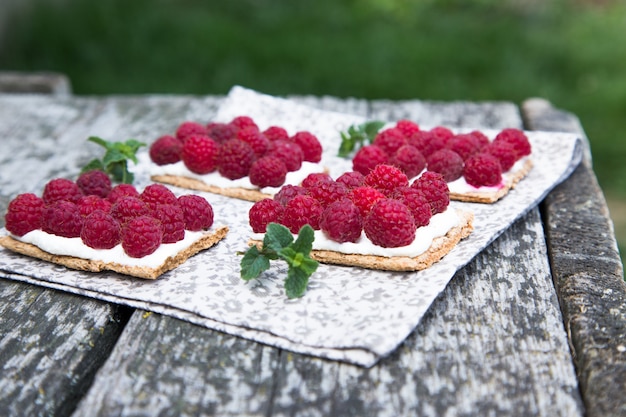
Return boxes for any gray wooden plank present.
[523,98,626,417]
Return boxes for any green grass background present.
[1,0,625,257]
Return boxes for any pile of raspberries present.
[353,120,531,187]
[5,170,214,258]
[149,116,323,188]
[249,165,451,248]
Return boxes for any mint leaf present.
[291,224,314,256]
[284,265,311,299]
[264,223,294,252]
[84,136,145,184]
[240,245,271,280]
[337,120,385,157]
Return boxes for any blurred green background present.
[1,0,625,257]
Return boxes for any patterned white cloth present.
[0,86,582,367]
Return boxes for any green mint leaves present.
[82,136,146,184]
[240,223,319,299]
[338,120,385,157]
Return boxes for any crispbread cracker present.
[152,175,269,202]
[250,210,473,272]
[0,226,228,279]
[450,159,533,204]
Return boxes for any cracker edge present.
[152,175,269,202]
[0,225,229,280]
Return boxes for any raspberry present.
[364,164,409,196]
[391,187,432,227]
[178,194,214,231]
[467,130,490,149]
[110,196,151,225]
[273,185,307,206]
[336,171,365,189]
[176,121,208,142]
[78,195,112,217]
[411,171,450,214]
[493,128,531,159]
[5,193,45,236]
[107,184,139,204]
[407,130,445,158]
[181,135,219,174]
[389,144,426,179]
[446,134,482,161]
[206,122,238,143]
[121,215,163,258]
[229,116,259,132]
[249,156,288,188]
[352,145,388,176]
[485,141,517,171]
[42,178,83,204]
[301,172,333,189]
[427,149,464,182]
[364,198,416,248]
[237,127,269,157]
[42,201,83,238]
[81,210,121,249]
[395,119,420,138]
[153,203,185,243]
[282,195,324,233]
[372,127,407,155]
[263,126,289,142]
[292,131,323,163]
[266,139,304,172]
[306,180,348,208]
[217,139,256,180]
[348,186,386,218]
[149,135,183,165]
[140,184,178,211]
[319,199,363,243]
[429,126,455,144]
[76,170,112,198]
[463,153,503,187]
[249,198,284,233]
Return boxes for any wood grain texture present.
[523,98,626,417]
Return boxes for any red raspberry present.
[121,215,163,258]
[140,184,178,211]
[389,144,426,179]
[81,210,121,249]
[176,121,208,142]
[429,126,455,144]
[364,164,409,196]
[427,149,464,182]
[282,195,324,233]
[320,199,363,243]
[467,130,490,149]
[229,116,259,132]
[493,128,531,159]
[446,134,482,161]
[411,171,450,215]
[249,156,288,188]
[348,186,386,218]
[181,135,219,175]
[153,203,185,243]
[392,186,432,227]
[78,195,112,217]
[76,170,112,198]
[249,198,284,233]
[301,172,333,189]
[217,139,256,180]
[372,127,407,155]
[42,178,83,204]
[107,184,139,204]
[266,139,304,172]
[407,130,445,158]
[306,180,348,208]
[273,185,307,206]
[42,201,83,238]
[149,135,183,165]
[395,120,420,138]
[110,196,151,226]
[237,127,269,157]
[484,141,517,171]
[5,193,45,236]
[336,171,365,189]
[206,122,238,143]
[463,153,503,187]
[352,145,389,176]
[292,131,323,163]
[364,198,416,248]
[263,126,289,142]
[178,194,214,231]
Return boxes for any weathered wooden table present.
[0,93,624,417]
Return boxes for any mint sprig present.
[240,223,319,299]
[82,136,146,184]
[338,120,385,157]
